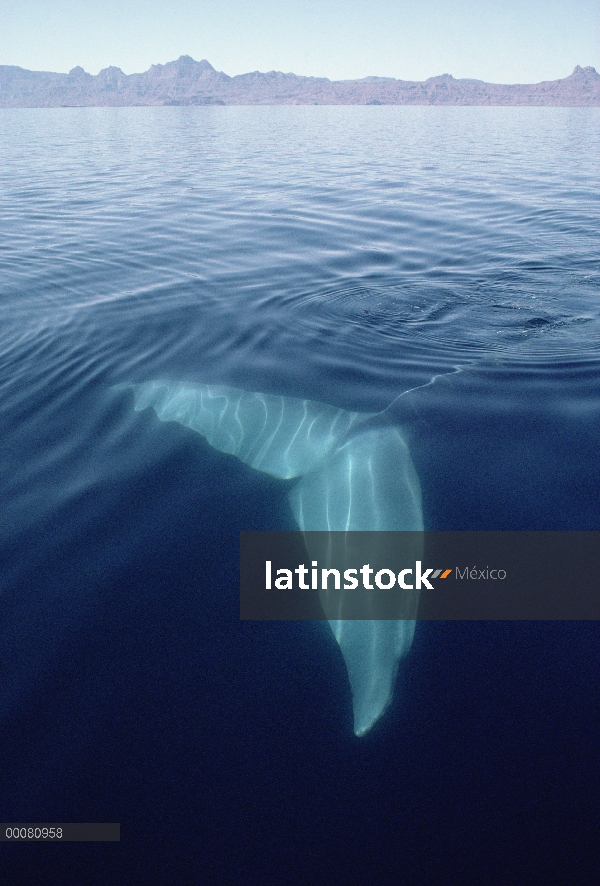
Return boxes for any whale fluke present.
[119,380,422,735]
[289,426,422,736]
[125,379,374,479]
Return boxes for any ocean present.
[1,105,599,882]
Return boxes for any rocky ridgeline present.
[1,56,599,107]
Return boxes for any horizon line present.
[3,55,599,87]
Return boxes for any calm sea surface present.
[1,107,599,882]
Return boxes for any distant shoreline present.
[1,57,599,107]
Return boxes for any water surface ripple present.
[1,106,600,879]
[1,105,600,722]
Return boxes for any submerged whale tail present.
[119,380,423,736]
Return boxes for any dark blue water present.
[1,106,599,883]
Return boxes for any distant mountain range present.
[1,56,599,107]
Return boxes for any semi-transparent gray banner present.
[240,531,600,620]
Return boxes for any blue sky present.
[1,0,598,82]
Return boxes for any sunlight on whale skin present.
[288,427,422,736]
[120,380,423,736]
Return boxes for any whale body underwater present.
[120,380,423,736]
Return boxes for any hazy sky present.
[1,0,598,82]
